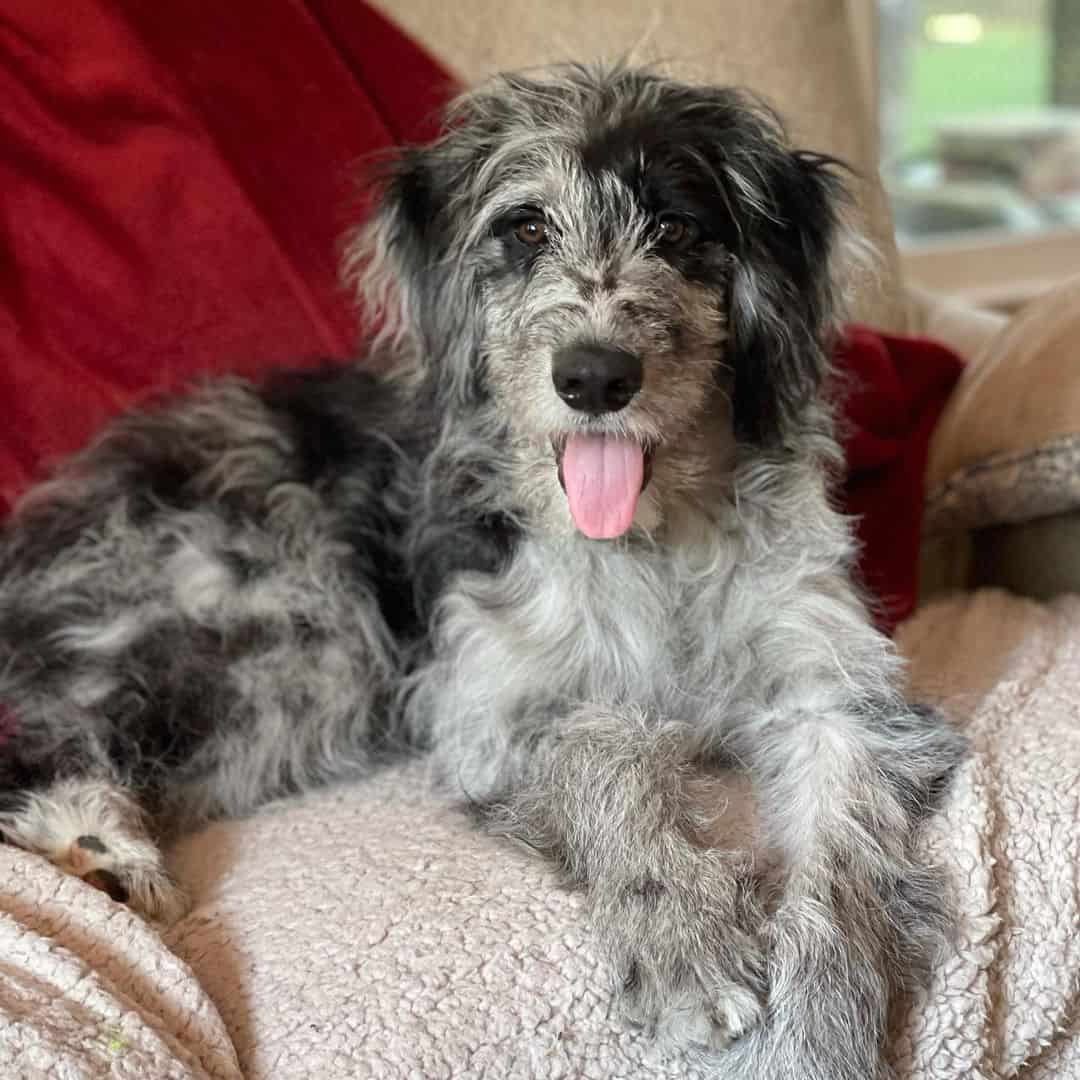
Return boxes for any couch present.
[2,2,1079,1078]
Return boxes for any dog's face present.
[356,66,850,539]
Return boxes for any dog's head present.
[354,64,856,539]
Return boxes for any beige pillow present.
[370,0,905,332]
[925,274,1080,536]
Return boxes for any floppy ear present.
[348,147,455,360]
[725,150,850,447]
[346,136,487,402]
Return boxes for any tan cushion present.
[925,274,1080,535]
[903,285,1008,366]
[369,0,905,332]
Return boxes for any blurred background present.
[877,0,1080,244]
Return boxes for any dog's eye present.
[655,213,699,251]
[513,217,549,247]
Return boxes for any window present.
[873,0,1080,303]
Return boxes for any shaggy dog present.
[0,64,963,1078]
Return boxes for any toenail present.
[83,868,129,903]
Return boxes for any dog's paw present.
[0,780,190,925]
[620,947,767,1052]
[602,863,768,1052]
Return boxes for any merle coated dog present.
[0,64,963,1079]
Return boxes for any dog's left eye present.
[513,217,549,247]
[655,213,699,251]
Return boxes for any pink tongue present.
[561,434,644,540]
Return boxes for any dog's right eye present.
[512,217,548,247]
[655,212,700,252]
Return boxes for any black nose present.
[551,344,643,415]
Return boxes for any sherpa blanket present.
[1,587,1078,1078]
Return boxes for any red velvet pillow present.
[0,1,960,632]
[838,329,962,630]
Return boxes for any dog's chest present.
[440,533,744,711]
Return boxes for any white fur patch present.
[57,613,143,654]
[168,542,234,620]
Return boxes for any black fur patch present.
[371,151,486,400]
[102,622,245,780]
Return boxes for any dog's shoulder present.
[259,363,425,488]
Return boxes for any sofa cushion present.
[925,274,1080,536]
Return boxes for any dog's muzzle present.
[550,344,651,542]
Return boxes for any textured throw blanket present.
[1,588,1078,1078]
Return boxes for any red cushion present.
[0,1,961,634]
[838,328,963,631]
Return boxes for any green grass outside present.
[901,21,1050,157]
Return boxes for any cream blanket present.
[1,589,1078,1078]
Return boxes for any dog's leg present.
[0,776,189,923]
[718,687,965,1079]
[467,706,770,1052]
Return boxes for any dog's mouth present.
[553,434,655,540]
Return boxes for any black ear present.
[350,122,500,403]
[352,146,456,354]
[726,150,849,447]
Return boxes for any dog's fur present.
[0,65,963,1077]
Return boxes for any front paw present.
[601,860,768,1052]
[620,945,767,1052]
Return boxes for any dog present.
[0,63,963,1077]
